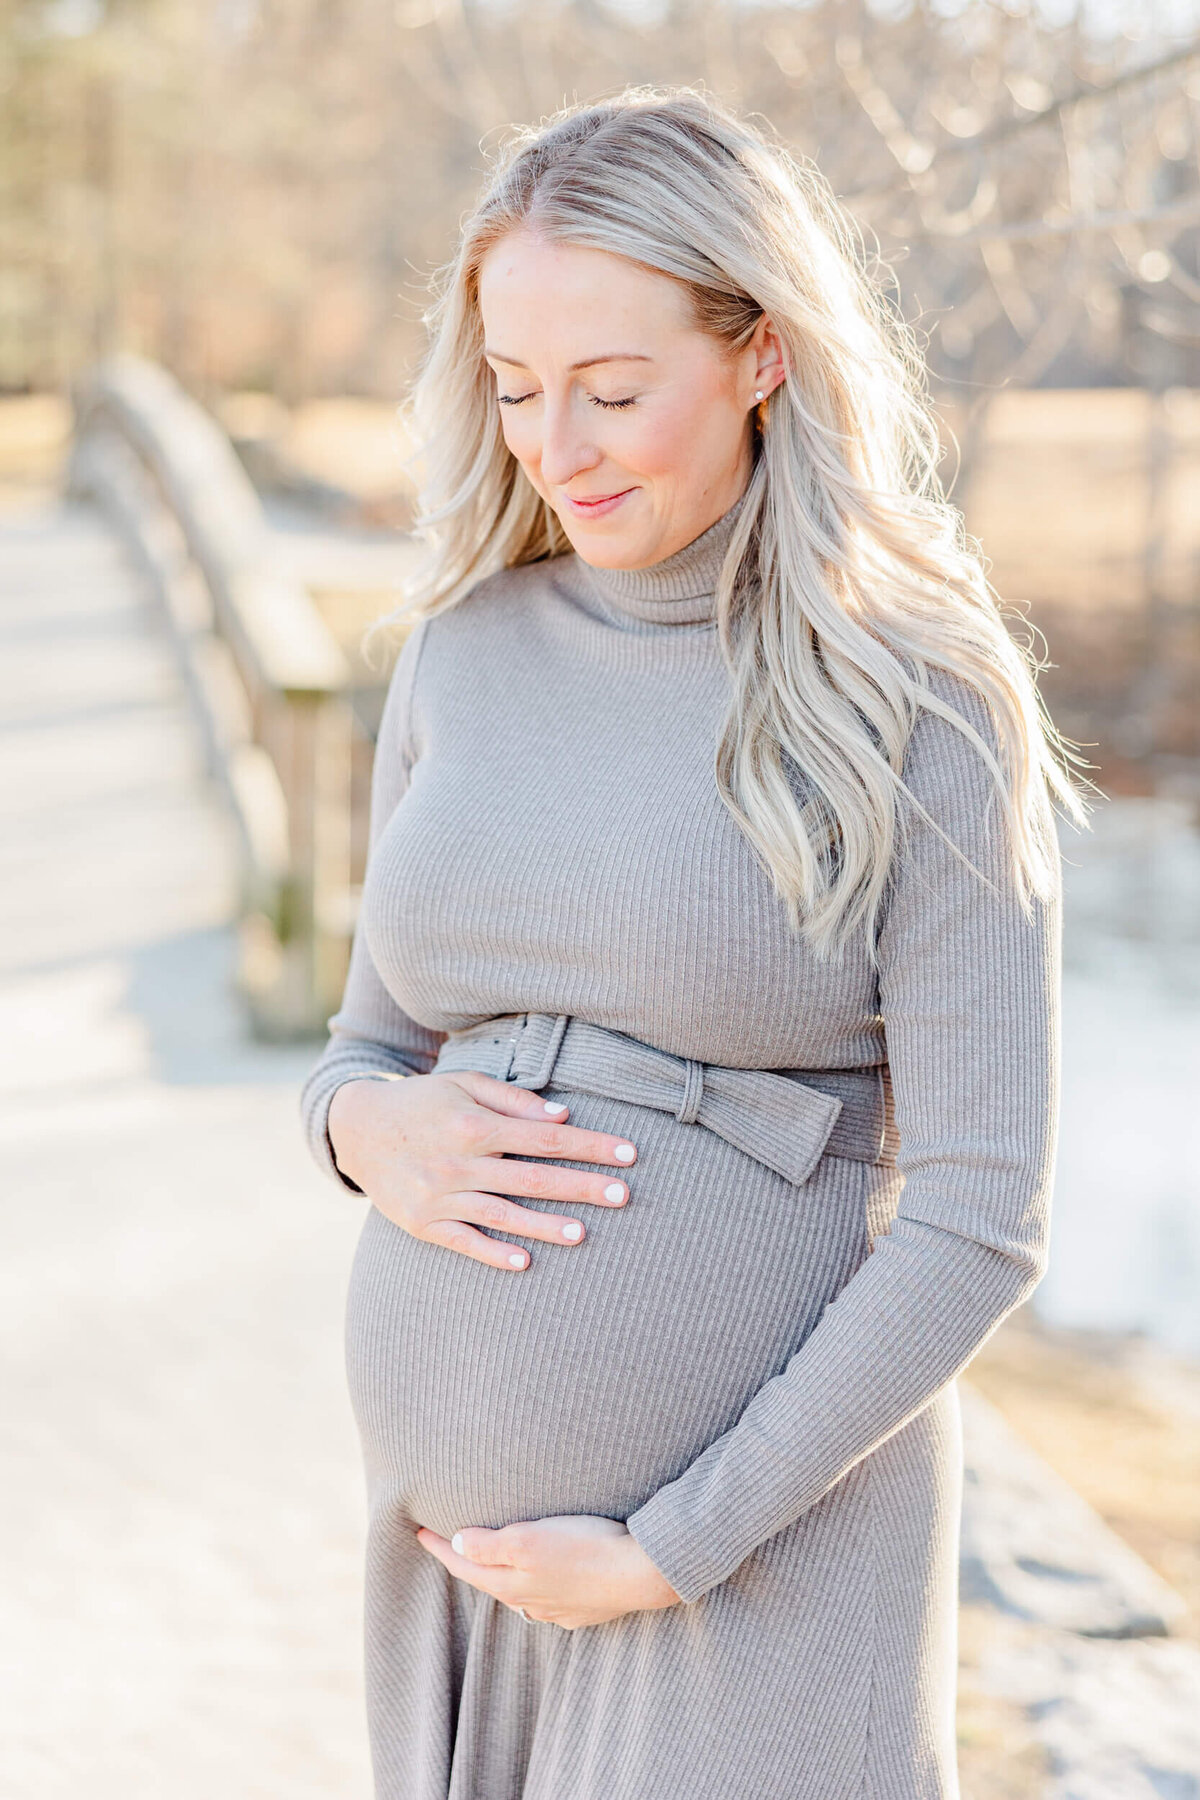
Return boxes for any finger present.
[448,1526,524,1568]
[447,1069,572,1123]
[473,1114,638,1169]
[451,1190,590,1246]
[460,1159,629,1209]
[416,1528,523,1600]
[419,1216,533,1272]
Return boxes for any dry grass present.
[0,394,72,508]
[215,392,418,528]
[955,1306,1200,1794]
[937,388,1200,612]
[966,1305,1200,1643]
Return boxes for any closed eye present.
[498,392,636,410]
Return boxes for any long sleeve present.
[625,672,1062,1603]
[298,617,446,1191]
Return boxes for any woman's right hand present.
[326,1070,638,1271]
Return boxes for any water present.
[1039,797,1200,1358]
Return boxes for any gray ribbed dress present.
[298,498,1062,1800]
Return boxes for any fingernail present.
[509,1252,526,1268]
[562,1222,583,1241]
[543,1100,567,1114]
[451,1532,464,1555]
[614,1143,636,1163]
[605,1182,626,1203]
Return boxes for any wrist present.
[614,1529,682,1610]
[327,1075,397,1184]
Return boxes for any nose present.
[538,393,602,490]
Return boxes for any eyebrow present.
[484,350,655,371]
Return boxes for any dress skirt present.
[344,1012,964,1799]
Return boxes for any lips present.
[560,486,638,518]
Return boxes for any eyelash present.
[498,394,637,411]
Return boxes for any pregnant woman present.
[299,88,1088,1799]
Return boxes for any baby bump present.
[345,1086,876,1538]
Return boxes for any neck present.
[565,492,749,628]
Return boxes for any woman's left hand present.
[416,1513,682,1629]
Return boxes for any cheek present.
[632,391,740,479]
[499,411,538,463]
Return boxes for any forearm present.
[625,1214,1042,1603]
[297,616,450,1192]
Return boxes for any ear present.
[747,314,786,405]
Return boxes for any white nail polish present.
[562,1222,582,1241]
[543,1100,567,1114]
[614,1143,636,1162]
[509,1252,526,1267]
[451,1532,464,1555]
[605,1183,626,1202]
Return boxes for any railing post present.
[274,688,356,1033]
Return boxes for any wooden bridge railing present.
[67,353,362,1039]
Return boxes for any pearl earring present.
[755,390,764,401]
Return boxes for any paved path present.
[0,494,372,1798]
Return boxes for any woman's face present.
[477,231,782,570]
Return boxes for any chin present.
[572,541,649,571]
[557,517,659,572]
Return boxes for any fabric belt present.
[435,1012,897,1189]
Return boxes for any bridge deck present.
[0,494,371,1797]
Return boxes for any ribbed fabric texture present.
[298,495,1062,1799]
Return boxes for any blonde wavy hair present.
[368,85,1092,959]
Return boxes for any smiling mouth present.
[562,487,637,509]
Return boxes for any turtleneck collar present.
[563,490,747,629]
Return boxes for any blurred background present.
[2,0,1199,1794]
